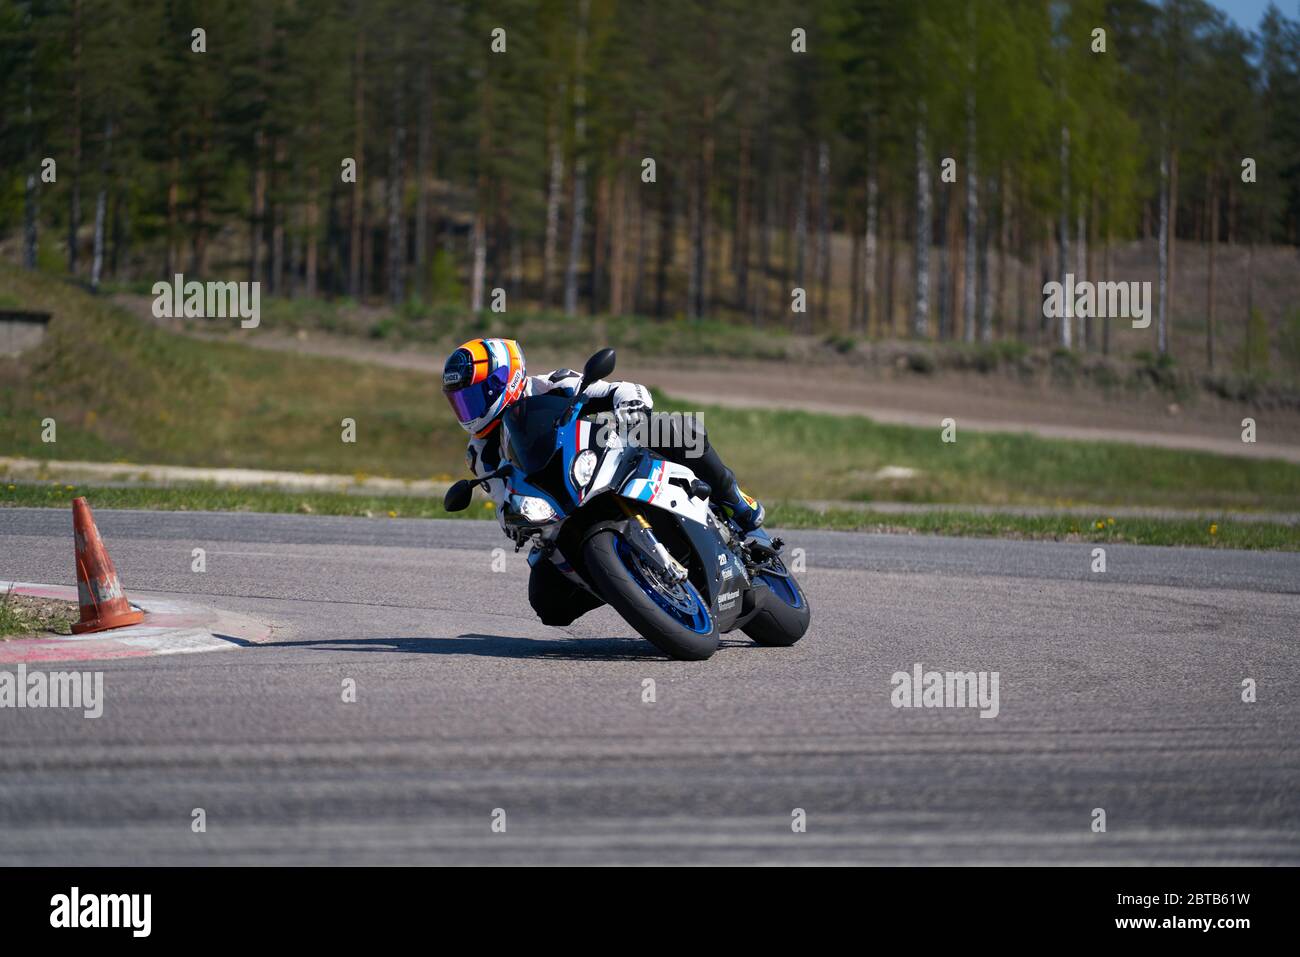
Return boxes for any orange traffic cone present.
[71,497,144,634]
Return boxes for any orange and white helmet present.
[442,337,527,436]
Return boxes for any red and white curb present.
[0,581,272,664]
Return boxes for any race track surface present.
[1,508,1297,865]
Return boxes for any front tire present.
[583,529,719,661]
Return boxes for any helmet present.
[442,337,527,436]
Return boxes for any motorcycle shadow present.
[270,633,749,661]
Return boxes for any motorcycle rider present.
[442,336,766,626]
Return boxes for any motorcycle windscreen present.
[502,393,572,476]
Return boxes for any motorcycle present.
[443,348,811,661]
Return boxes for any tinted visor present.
[445,364,510,427]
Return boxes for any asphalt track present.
[1,507,1297,865]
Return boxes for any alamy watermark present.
[151,273,260,328]
[1042,273,1151,329]
[891,662,1000,719]
[594,410,706,458]
[0,664,104,718]
[50,887,150,937]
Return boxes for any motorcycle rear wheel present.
[741,564,811,647]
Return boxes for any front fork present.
[615,498,688,584]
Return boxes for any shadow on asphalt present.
[258,633,752,661]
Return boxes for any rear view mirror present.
[580,348,616,390]
[443,479,473,513]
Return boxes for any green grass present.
[0,584,78,639]
[0,480,482,520]
[767,504,1298,550]
[4,265,1300,514]
[680,398,1300,512]
[1,264,459,476]
[4,483,1295,550]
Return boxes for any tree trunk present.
[1041,224,1054,343]
[564,0,590,316]
[270,136,285,292]
[68,0,82,276]
[348,25,366,297]
[386,70,406,305]
[1014,203,1026,342]
[978,175,993,343]
[91,116,112,289]
[863,132,878,334]
[305,115,321,298]
[1058,124,1071,348]
[885,189,899,337]
[937,181,952,339]
[413,62,432,299]
[686,161,701,318]
[1206,171,1218,369]
[1102,224,1112,356]
[654,166,674,318]
[1226,176,1236,245]
[689,102,716,320]
[470,206,486,313]
[593,172,609,312]
[1165,146,1179,356]
[1245,237,1254,372]
[1085,189,1097,351]
[166,154,180,276]
[632,154,646,314]
[849,218,861,329]
[193,102,213,277]
[995,164,1009,339]
[816,139,831,328]
[21,0,37,271]
[912,105,931,339]
[542,94,564,308]
[251,129,266,283]
[734,126,751,310]
[610,142,628,315]
[23,169,38,270]
[794,148,809,299]
[1074,205,1086,349]
[1157,147,1170,355]
[756,156,773,325]
[963,91,977,342]
[471,84,489,312]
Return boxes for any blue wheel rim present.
[615,538,714,635]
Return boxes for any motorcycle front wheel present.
[583,529,719,661]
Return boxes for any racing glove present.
[613,397,649,434]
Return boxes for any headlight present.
[513,495,557,524]
[571,449,598,488]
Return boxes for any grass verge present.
[0,585,78,639]
[3,483,1294,550]
[5,265,1300,512]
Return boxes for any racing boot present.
[715,479,766,535]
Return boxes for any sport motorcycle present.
[443,349,811,660]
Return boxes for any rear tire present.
[742,570,811,647]
[583,529,719,661]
